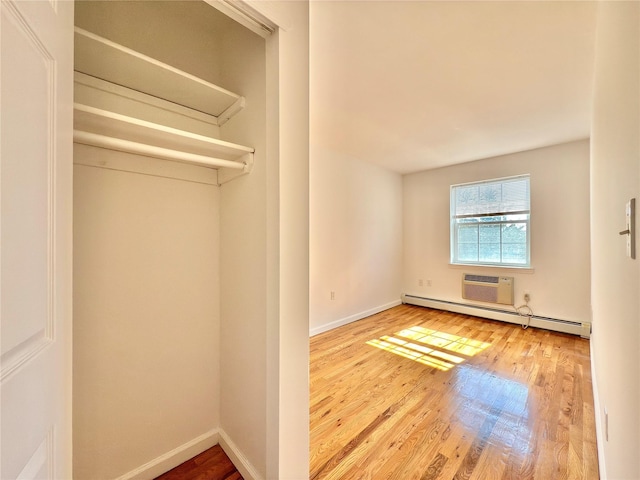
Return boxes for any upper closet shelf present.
[74,27,244,126]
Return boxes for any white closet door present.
[1,1,74,478]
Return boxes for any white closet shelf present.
[74,103,254,173]
[74,27,244,125]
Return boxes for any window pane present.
[479,243,500,262]
[502,223,527,244]
[502,178,530,211]
[479,224,500,243]
[478,224,500,263]
[458,224,478,243]
[477,184,501,214]
[502,244,527,263]
[458,243,478,262]
[455,186,478,215]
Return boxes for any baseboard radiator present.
[402,294,591,338]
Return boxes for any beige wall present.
[215,2,311,477]
[403,140,591,324]
[309,145,403,335]
[73,147,220,479]
[590,1,640,478]
[74,1,228,87]
[218,17,268,479]
[258,2,311,478]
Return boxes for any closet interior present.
[72,2,269,478]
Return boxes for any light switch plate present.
[626,198,636,259]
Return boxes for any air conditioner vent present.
[462,274,514,305]
[464,274,499,284]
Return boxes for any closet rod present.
[73,130,247,170]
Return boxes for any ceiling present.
[310,1,598,174]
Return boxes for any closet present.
[72,2,268,478]
[73,27,254,184]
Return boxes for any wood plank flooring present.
[154,445,242,480]
[154,304,598,480]
[310,304,599,480]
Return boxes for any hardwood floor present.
[155,445,242,480]
[154,304,598,480]
[310,304,599,480]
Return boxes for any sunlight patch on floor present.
[366,326,491,371]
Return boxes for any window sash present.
[453,209,530,220]
[452,218,529,266]
[450,175,531,267]
[452,175,530,218]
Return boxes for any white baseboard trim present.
[402,294,591,338]
[219,428,264,480]
[115,428,219,480]
[590,334,607,479]
[309,299,402,337]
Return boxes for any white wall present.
[256,2,311,478]
[403,140,591,324]
[590,1,640,478]
[218,19,268,479]
[73,147,220,479]
[309,145,403,335]
[215,3,312,479]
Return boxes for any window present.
[450,175,530,267]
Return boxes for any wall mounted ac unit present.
[462,274,514,305]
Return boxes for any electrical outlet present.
[524,292,531,303]
[418,279,424,287]
[427,279,432,287]
[330,291,335,300]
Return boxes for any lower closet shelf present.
[73,130,248,170]
[74,103,255,183]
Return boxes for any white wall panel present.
[73,148,220,479]
[403,140,591,324]
[309,145,403,335]
[590,2,640,477]
[218,18,268,478]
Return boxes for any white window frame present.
[450,175,531,268]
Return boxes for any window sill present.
[449,263,535,274]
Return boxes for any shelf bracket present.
[217,96,246,126]
[217,152,254,185]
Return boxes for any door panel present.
[1,0,54,376]
[1,0,74,478]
